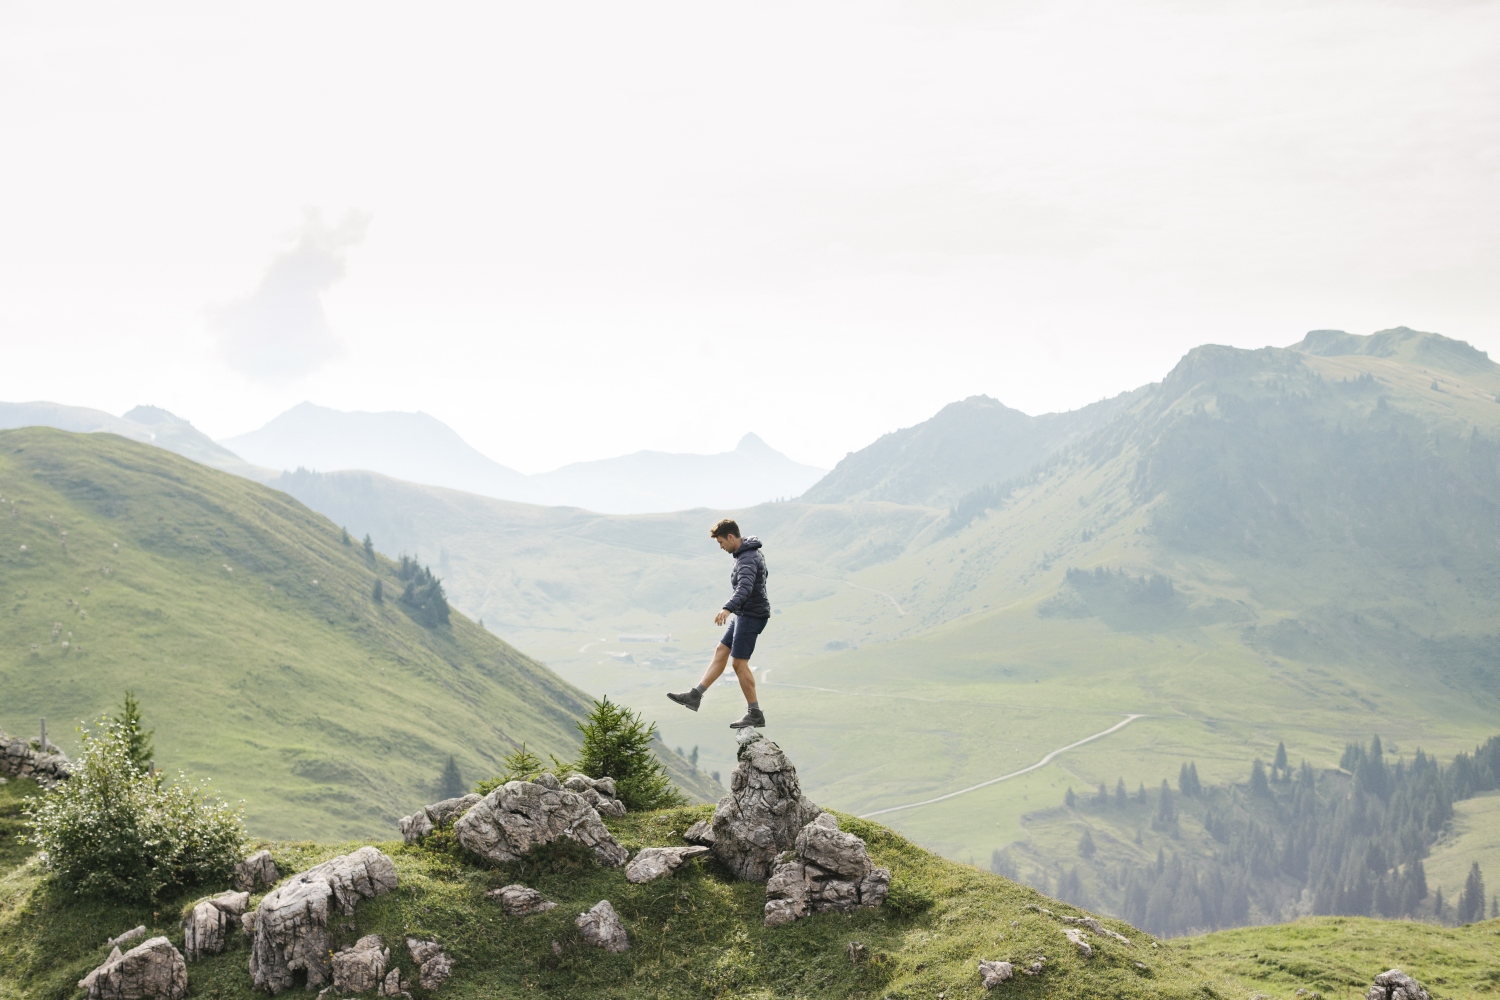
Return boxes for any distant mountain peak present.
[736,432,771,453]
[123,404,191,426]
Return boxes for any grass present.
[0,428,714,843]
[4,771,1496,1000]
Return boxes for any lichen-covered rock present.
[249,846,398,994]
[398,794,481,843]
[575,900,629,953]
[485,884,558,916]
[682,819,715,845]
[78,936,187,1000]
[233,849,280,892]
[978,959,1014,988]
[453,773,627,867]
[625,846,710,884]
[710,732,822,881]
[564,775,627,818]
[1366,969,1431,1000]
[763,814,890,927]
[332,935,389,994]
[182,891,248,961]
[406,938,456,990]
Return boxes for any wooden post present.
[39,717,46,752]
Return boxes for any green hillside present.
[4,777,1497,1000]
[264,328,1500,931]
[0,428,713,841]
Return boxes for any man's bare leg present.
[730,658,758,703]
[667,643,732,712]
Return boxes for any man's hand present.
[715,609,731,626]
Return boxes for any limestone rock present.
[1060,914,1131,946]
[78,936,187,1000]
[233,849,280,892]
[763,813,890,927]
[249,846,398,993]
[710,733,822,881]
[575,900,629,953]
[378,967,409,997]
[625,846,710,884]
[1366,969,1430,1000]
[106,926,147,950]
[406,938,456,990]
[398,793,481,844]
[978,959,1014,988]
[1063,927,1092,958]
[486,883,558,916]
[332,935,389,994]
[453,774,627,867]
[682,819,715,846]
[0,726,72,786]
[564,774,627,818]
[182,891,249,961]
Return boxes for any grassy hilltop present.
[269,329,1500,914]
[0,428,714,840]
[2,778,1497,1000]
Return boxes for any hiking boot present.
[667,689,702,712]
[729,708,766,730]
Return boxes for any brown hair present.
[710,518,740,539]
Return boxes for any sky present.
[1,0,1497,473]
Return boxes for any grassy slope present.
[2,777,1495,1000]
[0,428,712,841]
[266,336,1500,906]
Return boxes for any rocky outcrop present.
[710,732,822,881]
[1063,927,1092,958]
[78,937,187,1000]
[182,891,248,961]
[485,884,557,916]
[397,794,481,843]
[575,900,629,953]
[407,938,456,990]
[332,935,389,994]
[453,773,627,867]
[563,775,627,817]
[0,727,71,786]
[249,846,398,994]
[763,813,890,927]
[978,959,1014,988]
[106,926,147,950]
[1060,914,1131,946]
[625,846,710,884]
[682,819,714,845]
[233,849,280,892]
[1366,969,1430,1000]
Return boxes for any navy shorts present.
[721,614,769,660]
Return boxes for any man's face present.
[716,533,741,554]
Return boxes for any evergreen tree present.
[1179,762,1193,796]
[1274,740,1289,777]
[1458,863,1486,923]
[689,745,699,769]
[1136,782,1148,804]
[439,755,464,799]
[1078,829,1097,858]
[990,848,1018,879]
[395,556,450,627]
[341,527,351,546]
[1251,759,1270,795]
[1094,782,1108,807]
[1153,779,1177,833]
[372,578,383,603]
[576,696,684,811]
[1115,778,1128,807]
[1064,787,1077,809]
[362,534,376,564]
[1433,888,1444,923]
[113,691,154,774]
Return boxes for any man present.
[667,518,769,729]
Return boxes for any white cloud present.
[212,210,369,385]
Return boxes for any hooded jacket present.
[723,536,771,618]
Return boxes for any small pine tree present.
[1136,782,1147,804]
[440,755,464,799]
[1273,740,1289,776]
[372,578,383,603]
[1250,759,1270,795]
[1491,894,1498,919]
[1433,888,1445,923]
[1188,762,1200,795]
[576,696,684,811]
[362,534,375,563]
[1114,778,1128,808]
[1458,862,1486,924]
[1094,782,1108,807]
[1178,762,1193,796]
[1064,787,1077,809]
[113,691,154,774]
[341,527,351,546]
[689,745,699,769]
[1078,829,1097,858]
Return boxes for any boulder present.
[978,959,1014,989]
[378,967,410,997]
[1060,913,1131,946]
[682,819,715,846]
[1366,969,1431,1000]
[710,732,822,881]
[763,814,890,927]
[249,846,398,994]
[106,926,147,950]
[485,884,558,916]
[182,891,249,961]
[398,794,481,843]
[406,938,456,990]
[625,846,710,884]
[0,726,72,786]
[78,936,187,1000]
[233,849,280,892]
[575,900,629,953]
[563,774,627,818]
[332,935,389,994]
[1063,927,1092,958]
[453,773,627,867]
